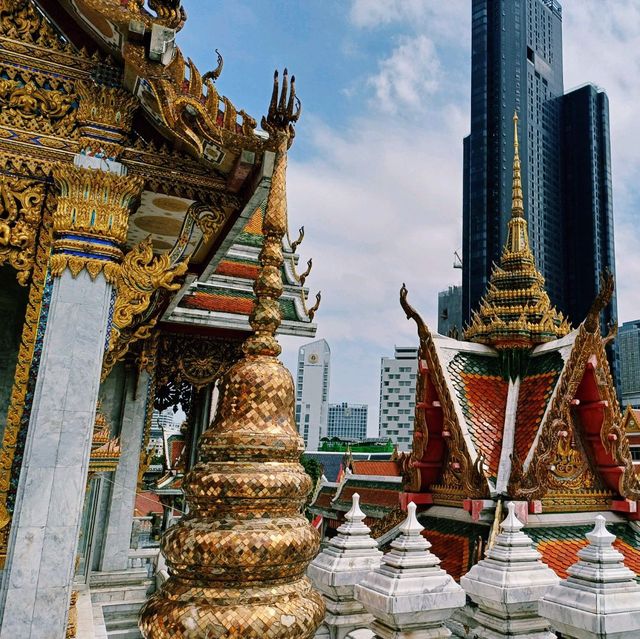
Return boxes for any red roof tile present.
[514,371,558,462]
[460,372,508,478]
[424,530,471,582]
[215,260,260,280]
[339,486,400,509]
[351,460,402,477]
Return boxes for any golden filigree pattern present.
[0,193,54,565]
[0,176,44,285]
[52,164,143,245]
[139,69,325,639]
[108,238,187,348]
[76,81,138,159]
[0,0,75,53]
[0,79,76,136]
[156,333,242,390]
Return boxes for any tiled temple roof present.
[350,460,402,477]
[169,206,317,336]
[447,352,509,481]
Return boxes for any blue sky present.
[178,1,640,435]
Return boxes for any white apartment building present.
[295,339,331,451]
[379,346,418,451]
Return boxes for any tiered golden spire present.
[464,113,570,351]
[139,70,324,639]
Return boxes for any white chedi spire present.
[308,493,382,639]
[460,501,559,639]
[539,515,640,639]
[354,502,465,639]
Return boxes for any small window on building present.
[527,46,535,63]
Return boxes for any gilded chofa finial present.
[243,69,301,358]
[512,112,524,218]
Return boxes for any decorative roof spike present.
[139,69,325,639]
[461,502,559,639]
[540,515,640,638]
[355,501,465,638]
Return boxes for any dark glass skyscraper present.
[462,0,617,347]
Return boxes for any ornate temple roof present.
[464,114,570,351]
[166,204,318,336]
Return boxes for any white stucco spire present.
[355,502,465,639]
[540,515,640,639]
[308,492,382,639]
[461,501,559,639]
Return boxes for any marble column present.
[100,367,152,572]
[0,154,143,639]
[0,269,114,639]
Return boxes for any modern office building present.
[438,285,463,337]
[462,0,617,345]
[327,403,368,441]
[295,339,331,451]
[619,321,640,408]
[379,346,418,451]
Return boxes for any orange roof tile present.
[351,460,402,477]
[425,530,471,582]
[514,372,558,462]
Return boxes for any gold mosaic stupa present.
[464,113,570,375]
[139,70,325,639]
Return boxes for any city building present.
[379,346,418,451]
[147,408,178,456]
[327,403,368,441]
[437,285,463,337]
[462,0,617,345]
[619,320,640,407]
[296,339,331,450]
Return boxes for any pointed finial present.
[586,515,616,547]
[398,501,423,536]
[345,492,366,523]
[512,112,524,218]
[501,502,524,533]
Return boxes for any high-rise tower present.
[295,338,331,450]
[462,0,617,351]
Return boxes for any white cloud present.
[367,35,441,113]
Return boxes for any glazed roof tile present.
[447,352,509,480]
[419,515,489,582]
[526,523,640,580]
[513,351,564,463]
[182,288,299,321]
[350,460,402,477]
